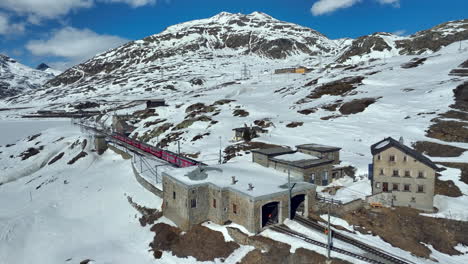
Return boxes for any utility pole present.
[288,167,291,220]
[241,63,250,80]
[218,136,222,164]
[327,200,332,258]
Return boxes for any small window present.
[192,190,196,194]
[404,184,411,192]
[389,155,396,162]
[173,191,176,200]
[375,182,381,188]
[417,185,424,193]
[191,199,197,208]
[418,171,425,178]
[403,155,407,162]
[393,170,399,177]
[379,169,384,175]
[377,155,381,160]
[411,197,416,203]
[404,170,411,177]
[392,183,399,191]
[213,199,217,208]
[233,204,237,214]
[323,171,329,180]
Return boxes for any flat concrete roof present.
[251,147,295,156]
[296,143,341,153]
[271,155,334,169]
[162,161,315,200]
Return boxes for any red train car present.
[111,132,202,168]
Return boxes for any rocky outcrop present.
[339,97,379,115]
[337,33,393,62]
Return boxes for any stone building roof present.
[370,137,438,170]
[162,161,315,200]
[251,147,295,157]
[270,153,334,169]
[296,144,341,153]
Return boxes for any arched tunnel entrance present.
[290,194,306,219]
[261,201,279,227]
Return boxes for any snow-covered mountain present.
[0,54,56,99]
[36,63,62,76]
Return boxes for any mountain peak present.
[36,63,51,71]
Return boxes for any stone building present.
[369,137,438,211]
[252,144,344,186]
[232,126,267,141]
[162,161,316,233]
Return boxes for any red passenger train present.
[111,133,201,168]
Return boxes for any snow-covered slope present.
[36,63,62,76]
[0,55,56,99]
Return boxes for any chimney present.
[399,136,404,145]
[231,176,238,185]
[248,183,254,191]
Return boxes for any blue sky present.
[0,0,466,70]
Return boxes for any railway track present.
[270,225,384,264]
[294,216,415,264]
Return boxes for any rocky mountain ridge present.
[0,54,56,99]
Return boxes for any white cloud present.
[311,0,361,16]
[0,0,93,20]
[0,13,25,35]
[26,27,128,69]
[99,0,157,8]
[393,29,406,36]
[377,0,400,7]
[311,0,401,16]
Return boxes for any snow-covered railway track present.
[270,225,384,264]
[294,216,415,264]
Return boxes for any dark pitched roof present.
[233,126,266,132]
[270,156,334,169]
[251,147,295,157]
[296,144,341,153]
[370,137,438,170]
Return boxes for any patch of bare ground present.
[172,116,211,130]
[212,99,235,105]
[412,141,466,157]
[304,78,319,87]
[452,81,468,111]
[27,133,41,142]
[127,196,162,227]
[19,147,42,160]
[133,108,158,119]
[224,141,283,162]
[191,132,210,142]
[158,132,184,148]
[401,57,427,68]
[143,118,167,128]
[48,152,64,165]
[426,119,468,143]
[228,228,348,264]
[185,102,216,115]
[67,151,88,165]
[149,223,239,261]
[252,119,272,129]
[341,207,468,258]
[139,122,173,142]
[286,121,303,128]
[437,162,468,184]
[339,97,379,115]
[297,107,318,115]
[321,115,341,120]
[233,109,249,117]
[440,110,468,121]
[297,76,365,104]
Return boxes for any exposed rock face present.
[339,97,378,115]
[338,19,468,63]
[337,33,394,62]
[396,19,468,55]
